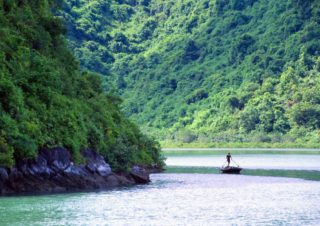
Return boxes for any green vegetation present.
[160,141,320,149]
[163,149,320,156]
[0,0,164,170]
[60,0,320,147]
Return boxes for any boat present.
[220,166,242,174]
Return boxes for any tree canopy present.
[0,0,164,169]
[60,0,320,145]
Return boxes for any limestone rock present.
[130,165,151,184]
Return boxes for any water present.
[1,149,320,226]
[165,154,320,170]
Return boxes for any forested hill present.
[61,0,320,145]
[0,0,163,169]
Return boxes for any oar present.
[221,160,227,168]
[231,159,240,167]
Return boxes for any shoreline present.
[160,142,320,149]
[162,147,320,151]
[162,147,320,156]
[0,148,161,196]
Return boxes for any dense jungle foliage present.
[60,0,320,146]
[0,0,163,169]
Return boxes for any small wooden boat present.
[220,166,242,174]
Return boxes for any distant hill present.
[60,0,320,145]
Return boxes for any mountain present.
[60,0,320,145]
[0,0,163,170]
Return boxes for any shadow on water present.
[165,166,320,181]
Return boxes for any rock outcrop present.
[130,165,151,184]
[0,148,152,195]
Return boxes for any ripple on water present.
[1,173,320,226]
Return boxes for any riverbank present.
[160,141,320,149]
[162,148,320,157]
[0,148,158,196]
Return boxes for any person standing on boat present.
[226,153,231,167]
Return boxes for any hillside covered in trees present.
[0,0,163,169]
[60,0,320,145]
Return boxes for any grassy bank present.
[160,141,320,149]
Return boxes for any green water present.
[165,166,320,181]
[1,149,320,225]
[164,148,320,182]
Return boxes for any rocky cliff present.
[0,148,154,195]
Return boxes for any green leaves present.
[0,77,23,116]
[290,103,320,129]
[0,136,14,168]
[0,0,163,169]
[59,0,320,146]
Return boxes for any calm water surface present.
[165,154,320,170]
[1,149,320,226]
